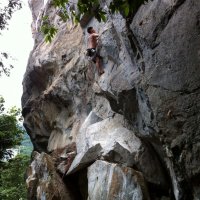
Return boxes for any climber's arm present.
[92,33,99,37]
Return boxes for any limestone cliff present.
[22,0,200,199]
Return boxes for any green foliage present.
[42,0,145,42]
[20,133,33,155]
[52,0,69,8]
[40,15,58,43]
[0,97,31,200]
[0,0,22,76]
[0,0,22,31]
[0,52,14,77]
[0,96,5,113]
[58,9,70,22]
[0,154,30,200]
[0,96,25,160]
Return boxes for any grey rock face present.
[23,0,200,199]
[130,0,200,199]
[26,151,76,200]
[87,160,150,200]
[69,113,167,188]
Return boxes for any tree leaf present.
[123,3,129,16]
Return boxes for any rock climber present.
[86,26,105,76]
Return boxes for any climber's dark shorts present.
[86,48,101,63]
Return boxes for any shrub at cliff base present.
[0,154,30,200]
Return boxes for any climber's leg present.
[96,56,104,75]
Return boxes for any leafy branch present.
[0,0,22,31]
[40,15,58,43]
[0,96,25,160]
[0,52,14,77]
[40,0,145,42]
[0,0,22,76]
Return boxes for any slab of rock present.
[67,143,102,175]
[87,160,150,200]
[68,114,168,189]
[51,142,77,175]
[26,151,76,200]
[68,114,141,175]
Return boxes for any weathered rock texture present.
[26,151,77,200]
[23,0,200,199]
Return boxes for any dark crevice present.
[23,121,49,153]
[137,87,155,122]
[101,88,139,122]
[22,104,32,117]
[33,135,49,153]
[147,183,175,200]
[148,83,200,94]
[61,54,73,65]
[179,84,200,95]
[62,169,88,200]
[151,0,186,48]
[140,137,195,199]
[126,18,145,73]
[136,138,175,199]
[142,139,194,200]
